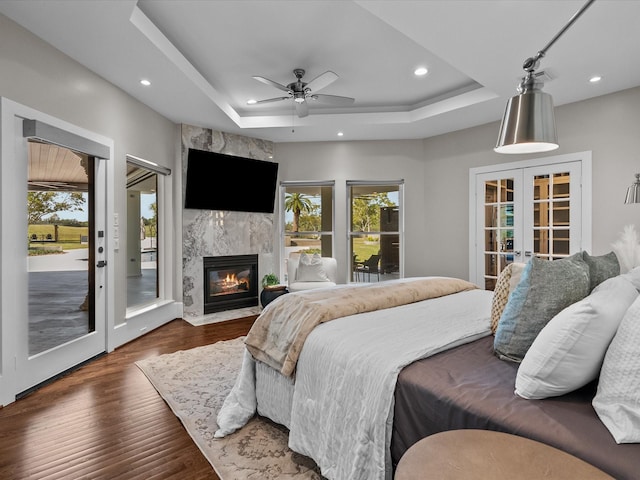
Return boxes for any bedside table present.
[260,285,288,307]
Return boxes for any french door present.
[472,155,589,290]
[18,141,107,395]
[1,99,110,404]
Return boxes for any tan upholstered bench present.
[394,429,613,480]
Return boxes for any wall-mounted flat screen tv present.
[184,148,279,213]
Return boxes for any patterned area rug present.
[135,337,323,480]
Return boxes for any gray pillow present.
[582,251,620,292]
[494,252,590,363]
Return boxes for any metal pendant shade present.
[495,88,558,154]
[494,0,595,154]
[625,174,640,204]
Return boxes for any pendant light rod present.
[523,0,596,72]
[495,0,597,154]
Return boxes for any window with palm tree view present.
[281,182,334,283]
[349,181,402,283]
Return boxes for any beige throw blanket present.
[245,277,478,377]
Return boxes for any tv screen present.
[185,148,279,213]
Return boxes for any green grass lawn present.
[352,237,380,264]
[28,225,88,252]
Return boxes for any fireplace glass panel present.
[203,254,258,314]
[208,267,252,298]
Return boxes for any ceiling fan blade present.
[295,101,309,118]
[305,71,338,93]
[255,96,290,104]
[309,94,355,106]
[252,76,291,93]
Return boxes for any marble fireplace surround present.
[181,124,276,325]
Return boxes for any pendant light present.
[625,174,640,204]
[495,0,596,154]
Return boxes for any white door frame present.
[0,97,114,405]
[469,151,592,286]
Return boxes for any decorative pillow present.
[593,295,640,443]
[296,253,330,282]
[582,251,620,292]
[490,263,526,334]
[622,265,640,291]
[515,275,638,399]
[493,252,590,363]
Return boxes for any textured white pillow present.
[593,295,640,443]
[296,253,330,282]
[622,265,640,291]
[515,275,638,400]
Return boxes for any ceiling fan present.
[251,68,355,118]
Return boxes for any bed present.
[392,336,640,480]
[215,277,493,480]
[215,272,640,480]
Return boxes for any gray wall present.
[275,86,640,281]
[0,14,179,327]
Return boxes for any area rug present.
[135,337,323,480]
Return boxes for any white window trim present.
[347,179,405,282]
[279,181,336,283]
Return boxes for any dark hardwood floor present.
[0,316,256,480]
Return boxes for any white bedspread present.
[216,287,493,480]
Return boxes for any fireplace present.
[203,254,258,314]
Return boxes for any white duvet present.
[216,287,493,480]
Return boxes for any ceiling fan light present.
[494,88,558,154]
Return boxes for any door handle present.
[524,251,533,257]
[97,260,107,268]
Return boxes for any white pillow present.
[296,253,330,282]
[515,275,638,400]
[622,265,640,291]
[593,295,640,443]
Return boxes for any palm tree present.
[284,193,313,232]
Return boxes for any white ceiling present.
[1,0,639,144]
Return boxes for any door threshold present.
[16,351,106,401]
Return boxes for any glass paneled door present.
[523,164,582,261]
[475,170,522,290]
[473,160,583,290]
[19,139,106,395]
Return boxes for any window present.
[126,155,170,310]
[280,182,334,283]
[348,181,403,283]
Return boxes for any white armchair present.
[287,253,337,292]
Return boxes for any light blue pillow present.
[494,252,590,363]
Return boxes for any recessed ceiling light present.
[589,75,602,83]
[247,99,257,105]
[337,132,344,137]
[414,67,428,76]
[140,79,151,86]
